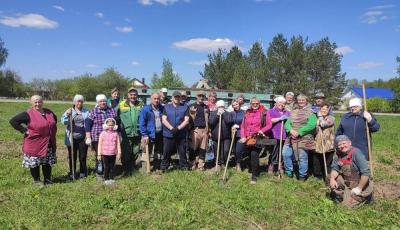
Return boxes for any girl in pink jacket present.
[97,118,121,185]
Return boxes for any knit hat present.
[216,100,225,108]
[274,96,286,103]
[335,135,350,147]
[160,88,168,93]
[349,98,362,107]
[96,94,107,102]
[73,94,84,103]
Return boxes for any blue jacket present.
[61,107,90,146]
[162,103,188,138]
[139,104,164,140]
[336,111,380,160]
[230,110,244,138]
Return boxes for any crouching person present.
[329,135,373,208]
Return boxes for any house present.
[131,78,149,89]
[339,87,395,110]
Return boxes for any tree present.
[247,42,267,92]
[228,58,253,91]
[151,58,185,88]
[201,49,228,89]
[0,38,8,68]
[0,69,27,97]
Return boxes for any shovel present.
[220,128,237,185]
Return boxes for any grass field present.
[0,102,399,229]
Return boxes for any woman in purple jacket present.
[10,95,57,186]
[267,96,290,175]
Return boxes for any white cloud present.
[334,46,354,55]
[116,26,133,33]
[188,60,208,66]
[368,4,395,10]
[173,38,237,52]
[52,5,65,12]
[0,13,58,29]
[94,12,104,18]
[357,62,384,69]
[110,42,121,47]
[86,64,98,68]
[361,5,396,25]
[138,0,183,6]
[131,61,140,65]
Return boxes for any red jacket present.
[240,107,272,138]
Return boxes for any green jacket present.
[285,111,317,137]
[117,99,144,137]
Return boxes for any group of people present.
[9,87,380,208]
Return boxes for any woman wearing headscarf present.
[10,95,57,186]
[61,94,90,179]
[230,100,245,172]
[85,94,117,175]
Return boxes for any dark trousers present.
[213,139,231,165]
[103,155,116,180]
[91,141,104,175]
[268,139,281,168]
[234,137,245,164]
[121,136,141,173]
[149,133,163,170]
[161,136,188,171]
[67,138,88,176]
[312,151,334,179]
[246,146,262,179]
[30,164,51,182]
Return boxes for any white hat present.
[349,98,362,107]
[73,94,84,103]
[216,100,225,108]
[96,94,107,102]
[160,88,168,93]
[274,96,286,103]
[285,92,294,97]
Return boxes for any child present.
[97,118,121,185]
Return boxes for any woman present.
[283,94,317,181]
[206,91,217,112]
[61,94,90,179]
[107,88,120,111]
[230,100,245,172]
[336,98,380,160]
[314,102,335,180]
[85,94,117,175]
[240,97,272,184]
[267,96,290,175]
[9,95,57,186]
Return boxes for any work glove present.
[232,124,240,130]
[217,108,225,116]
[171,127,179,136]
[85,137,92,146]
[279,115,289,121]
[363,111,372,122]
[351,187,362,196]
[65,108,72,116]
[239,137,247,144]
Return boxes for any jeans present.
[234,137,245,164]
[282,144,309,178]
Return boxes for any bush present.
[366,97,392,113]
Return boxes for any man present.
[285,92,295,112]
[336,98,380,160]
[139,93,164,171]
[188,91,209,170]
[311,92,333,115]
[330,135,373,208]
[180,91,190,106]
[283,94,317,181]
[160,88,170,106]
[227,94,248,112]
[117,87,144,174]
[160,91,190,172]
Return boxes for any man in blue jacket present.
[139,93,164,171]
[336,98,380,160]
[160,91,190,172]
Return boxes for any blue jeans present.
[282,144,309,178]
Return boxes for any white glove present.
[232,124,240,130]
[85,137,92,146]
[363,111,372,122]
[217,108,225,116]
[65,108,72,116]
[351,187,361,196]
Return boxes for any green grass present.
[0,102,399,229]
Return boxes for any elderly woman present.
[283,94,317,181]
[267,96,290,175]
[230,100,245,172]
[313,102,335,180]
[85,94,117,175]
[206,91,218,112]
[336,98,380,160]
[61,95,90,179]
[240,97,272,184]
[9,95,57,186]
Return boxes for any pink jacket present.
[240,107,272,138]
[99,130,119,155]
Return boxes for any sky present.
[0,0,399,86]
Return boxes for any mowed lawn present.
[0,102,399,229]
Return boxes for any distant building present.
[131,78,149,89]
[339,87,395,110]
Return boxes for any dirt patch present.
[374,181,400,200]
[0,140,22,160]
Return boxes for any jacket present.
[336,111,380,160]
[117,99,144,137]
[209,111,233,141]
[139,104,164,140]
[240,107,272,138]
[61,107,90,146]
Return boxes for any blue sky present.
[1,0,399,86]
